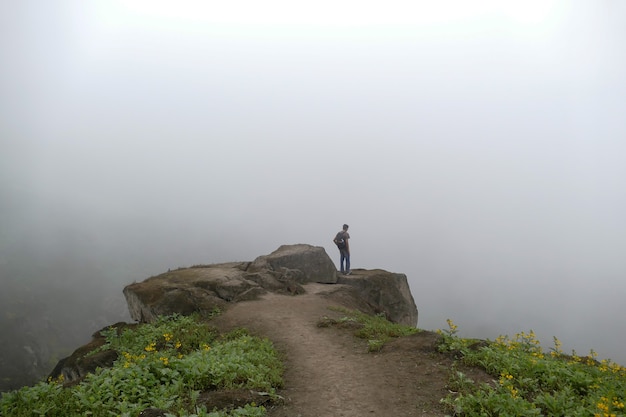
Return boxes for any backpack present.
[334,232,346,249]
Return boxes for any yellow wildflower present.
[446,319,458,332]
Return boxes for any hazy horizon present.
[2,0,625,376]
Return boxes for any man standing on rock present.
[333,224,351,275]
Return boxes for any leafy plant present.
[0,314,282,417]
[322,306,419,352]
[438,322,626,417]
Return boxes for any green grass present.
[321,306,419,352]
[438,319,626,417]
[0,314,283,417]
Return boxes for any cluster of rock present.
[50,244,418,384]
[123,244,418,326]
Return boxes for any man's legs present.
[340,249,350,274]
[340,250,346,273]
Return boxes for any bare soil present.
[210,283,491,417]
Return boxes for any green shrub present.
[0,314,282,417]
[439,320,626,417]
[324,307,419,352]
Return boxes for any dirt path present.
[210,283,478,417]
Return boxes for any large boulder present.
[48,322,134,384]
[337,269,418,327]
[123,264,243,323]
[248,244,338,284]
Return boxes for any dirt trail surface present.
[211,283,488,417]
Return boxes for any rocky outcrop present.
[338,269,418,326]
[123,244,417,326]
[123,244,417,327]
[248,244,338,284]
[50,244,418,385]
[123,244,339,323]
[48,322,135,385]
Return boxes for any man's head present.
[343,224,349,231]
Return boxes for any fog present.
[2,1,626,385]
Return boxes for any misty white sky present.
[1,1,626,362]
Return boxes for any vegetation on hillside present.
[0,314,283,417]
[319,306,419,351]
[438,319,626,417]
[2,309,625,417]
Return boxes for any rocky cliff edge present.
[123,244,418,327]
[49,244,419,385]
